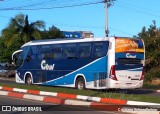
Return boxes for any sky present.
[0,0,160,38]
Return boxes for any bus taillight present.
[140,67,145,80]
[109,65,118,81]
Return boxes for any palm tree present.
[2,14,45,47]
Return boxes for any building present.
[62,31,94,38]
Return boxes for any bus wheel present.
[75,77,86,90]
[25,74,32,85]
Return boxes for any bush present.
[145,68,160,82]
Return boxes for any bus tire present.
[25,74,32,85]
[75,77,86,90]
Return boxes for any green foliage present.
[2,13,46,46]
[41,25,64,39]
[0,37,23,63]
[0,13,62,63]
[144,68,160,82]
[137,20,160,81]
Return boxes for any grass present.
[0,83,160,103]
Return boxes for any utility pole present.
[105,0,109,37]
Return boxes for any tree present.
[0,36,23,63]
[42,25,64,39]
[136,20,160,81]
[2,14,45,47]
[0,13,63,63]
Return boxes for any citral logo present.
[41,60,55,70]
[126,53,136,58]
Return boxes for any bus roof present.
[21,37,111,47]
[21,37,142,48]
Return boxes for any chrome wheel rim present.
[78,81,83,90]
[27,78,32,85]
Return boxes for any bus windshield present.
[12,50,24,67]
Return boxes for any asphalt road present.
[0,95,129,114]
[0,77,159,97]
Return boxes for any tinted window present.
[93,42,108,58]
[26,45,39,62]
[78,43,91,58]
[21,46,28,56]
[16,51,24,67]
[50,44,62,59]
[37,45,50,60]
[63,44,77,59]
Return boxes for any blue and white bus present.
[12,37,145,90]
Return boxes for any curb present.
[0,90,124,111]
[0,86,126,105]
[0,86,160,106]
[157,90,160,93]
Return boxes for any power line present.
[0,0,35,8]
[0,15,135,36]
[119,1,160,14]
[117,2,160,18]
[45,22,135,36]
[0,15,10,18]
[0,0,135,36]
[0,1,104,10]
[4,0,57,9]
[109,27,134,36]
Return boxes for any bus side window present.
[26,48,32,62]
[26,45,39,62]
[93,42,108,58]
[50,45,62,59]
[37,45,50,60]
[63,44,76,59]
[32,46,39,60]
[78,43,91,58]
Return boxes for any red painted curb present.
[57,93,77,99]
[0,86,128,105]
[100,98,127,105]
[90,102,123,111]
[2,86,13,91]
[43,96,65,105]
[1,90,124,111]
[8,92,24,98]
[27,90,40,95]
